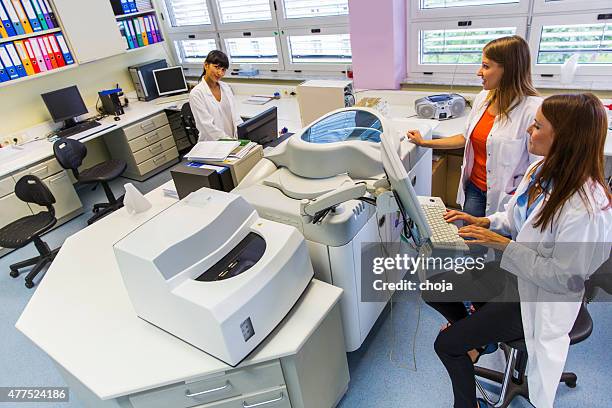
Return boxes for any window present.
[421,0,519,9]
[533,0,612,13]
[216,0,272,24]
[164,0,212,27]
[223,36,279,64]
[282,0,349,19]
[288,34,351,64]
[174,38,218,64]
[410,0,529,19]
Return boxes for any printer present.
[234,107,433,351]
[114,188,314,366]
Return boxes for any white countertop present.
[15,181,343,400]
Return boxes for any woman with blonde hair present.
[408,35,541,217]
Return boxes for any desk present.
[15,181,349,408]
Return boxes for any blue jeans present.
[462,180,487,217]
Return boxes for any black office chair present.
[0,175,59,288]
[53,139,127,225]
[180,102,199,146]
[475,267,612,407]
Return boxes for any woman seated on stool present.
[189,50,243,141]
[434,93,611,408]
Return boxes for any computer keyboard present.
[56,121,101,138]
[155,93,190,104]
[420,197,470,251]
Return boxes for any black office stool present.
[180,102,199,146]
[0,175,59,288]
[475,269,612,407]
[53,139,127,225]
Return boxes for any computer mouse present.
[114,116,121,121]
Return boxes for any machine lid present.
[196,232,266,282]
[263,168,354,200]
[301,109,383,144]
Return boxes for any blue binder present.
[4,43,26,77]
[0,1,17,36]
[144,17,153,44]
[0,44,19,79]
[0,60,10,82]
[21,0,42,32]
[2,0,24,35]
[29,0,48,30]
[120,0,130,14]
[54,33,74,65]
[128,0,137,13]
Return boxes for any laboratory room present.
[1,0,612,407]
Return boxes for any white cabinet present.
[27,171,82,220]
[52,0,125,63]
[0,193,33,230]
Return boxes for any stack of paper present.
[185,141,240,161]
[228,141,258,160]
[244,95,273,105]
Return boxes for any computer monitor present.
[41,85,88,128]
[380,128,431,246]
[237,107,277,146]
[152,66,188,96]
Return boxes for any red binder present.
[47,34,65,67]
[22,39,41,73]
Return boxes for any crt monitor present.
[237,107,277,145]
[152,66,188,96]
[41,85,88,128]
[380,127,432,247]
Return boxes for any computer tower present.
[128,59,167,101]
[297,80,355,126]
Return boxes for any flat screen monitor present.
[380,127,431,246]
[152,66,188,96]
[237,107,277,146]
[41,85,88,125]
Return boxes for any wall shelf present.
[126,41,165,53]
[0,28,62,45]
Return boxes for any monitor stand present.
[62,117,80,130]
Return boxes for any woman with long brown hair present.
[408,35,541,217]
[440,93,612,407]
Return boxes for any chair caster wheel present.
[25,280,34,289]
[565,380,577,388]
[10,270,19,278]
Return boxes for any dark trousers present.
[425,267,523,408]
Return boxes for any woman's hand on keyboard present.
[457,225,510,251]
[443,210,490,228]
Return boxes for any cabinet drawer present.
[176,136,193,152]
[136,146,179,176]
[123,112,169,141]
[128,124,173,153]
[0,193,33,230]
[196,386,290,408]
[133,136,177,164]
[13,157,63,181]
[0,176,16,198]
[129,360,285,408]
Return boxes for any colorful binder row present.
[0,0,57,39]
[118,15,162,50]
[110,0,152,16]
[0,32,74,83]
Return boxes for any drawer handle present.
[153,154,167,164]
[149,144,163,153]
[243,392,284,408]
[49,173,67,184]
[140,121,155,131]
[32,166,49,176]
[145,132,160,143]
[185,382,230,398]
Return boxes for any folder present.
[47,34,64,67]
[13,39,34,75]
[28,0,46,30]
[138,17,148,46]
[22,38,40,72]
[40,0,55,27]
[0,59,10,81]
[126,20,137,48]
[28,36,46,71]
[143,15,153,44]
[36,36,51,70]
[54,33,74,64]
[0,45,17,79]
[120,0,130,14]
[35,0,51,28]
[121,21,134,49]
[117,22,128,49]
[151,14,161,41]
[10,0,33,33]
[20,0,41,31]
[2,0,23,35]
[41,35,57,68]
[131,19,143,47]
[0,0,16,37]
[146,16,157,43]
[5,42,27,77]
[128,0,137,13]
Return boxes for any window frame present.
[219,30,285,71]
[409,0,530,20]
[160,0,217,34]
[407,17,528,75]
[280,26,352,72]
[533,0,612,13]
[211,0,278,30]
[275,0,349,28]
[168,32,220,71]
[528,12,612,77]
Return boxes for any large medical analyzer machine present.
[114,189,314,366]
[234,108,433,351]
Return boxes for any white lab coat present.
[189,80,243,141]
[457,90,542,215]
[487,160,612,408]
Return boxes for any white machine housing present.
[234,107,432,351]
[114,189,314,366]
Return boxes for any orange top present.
[469,110,496,191]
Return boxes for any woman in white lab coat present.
[438,93,612,408]
[189,50,243,141]
[408,36,541,217]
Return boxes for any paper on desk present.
[185,141,240,161]
[244,96,273,105]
